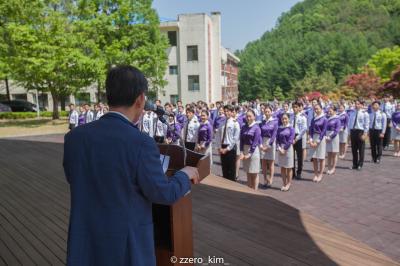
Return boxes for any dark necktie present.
[221,119,229,145]
[184,119,190,142]
[353,111,358,129]
[372,112,376,129]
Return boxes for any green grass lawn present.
[0,118,66,128]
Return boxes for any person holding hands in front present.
[309,103,328,182]
[348,99,370,170]
[292,101,307,180]
[392,102,400,157]
[276,113,295,191]
[240,110,262,190]
[338,104,349,159]
[196,110,213,158]
[369,101,387,163]
[219,105,241,181]
[259,105,278,188]
[325,106,341,175]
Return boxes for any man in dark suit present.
[63,65,199,266]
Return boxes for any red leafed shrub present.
[344,70,381,97]
[305,91,329,101]
[380,65,400,98]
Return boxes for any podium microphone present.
[145,100,187,166]
[144,100,168,124]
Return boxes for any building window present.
[188,75,200,91]
[168,31,177,46]
[12,93,27,101]
[169,66,178,75]
[187,46,198,61]
[38,93,48,109]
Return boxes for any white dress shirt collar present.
[108,111,132,123]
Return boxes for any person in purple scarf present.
[338,104,349,159]
[259,105,278,188]
[240,110,262,190]
[309,103,328,182]
[213,106,226,130]
[276,113,295,192]
[392,102,400,157]
[237,109,247,129]
[255,104,265,123]
[176,105,187,127]
[196,110,213,159]
[78,106,86,126]
[325,106,341,175]
[213,106,226,147]
[276,101,293,126]
[166,113,182,145]
[209,103,217,123]
[233,105,244,177]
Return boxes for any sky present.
[152,0,302,52]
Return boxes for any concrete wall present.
[159,12,226,105]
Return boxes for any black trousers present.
[220,144,237,181]
[383,118,391,148]
[185,142,196,151]
[293,136,303,176]
[154,136,165,144]
[351,129,365,168]
[369,129,383,162]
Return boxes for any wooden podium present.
[153,144,210,266]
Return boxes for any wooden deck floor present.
[0,139,398,266]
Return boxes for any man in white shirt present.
[292,102,307,179]
[141,111,156,137]
[369,101,387,163]
[348,99,370,170]
[183,107,199,151]
[95,103,105,120]
[382,94,395,149]
[218,105,240,181]
[153,117,168,143]
[84,104,94,123]
[68,104,79,130]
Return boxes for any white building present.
[0,12,239,110]
[159,12,240,105]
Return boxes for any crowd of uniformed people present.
[68,94,400,192]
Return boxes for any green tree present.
[0,0,43,101]
[2,0,168,119]
[6,1,98,119]
[273,86,285,101]
[292,67,338,96]
[75,0,168,97]
[367,46,400,82]
[238,0,400,100]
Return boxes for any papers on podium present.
[160,155,170,174]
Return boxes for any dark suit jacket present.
[63,112,191,266]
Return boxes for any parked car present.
[0,103,12,112]
[0,100,38,112]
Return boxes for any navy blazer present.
[63,112,191,266]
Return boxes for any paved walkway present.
[212,147,400,262]
[5,134,400,262]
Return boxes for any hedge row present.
[0,111,69,119]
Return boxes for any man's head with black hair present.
[106,65,148,108]
[105,65,148,123]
